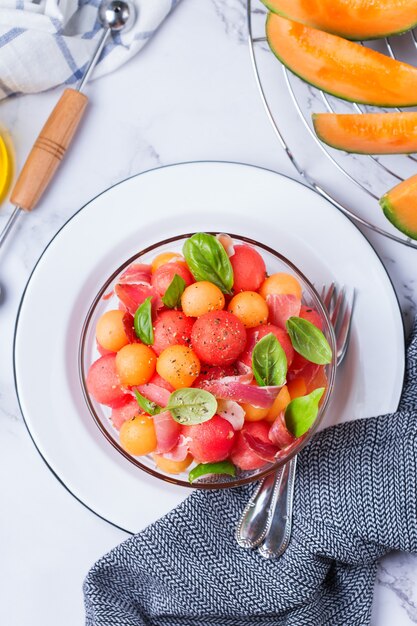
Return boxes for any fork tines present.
[321,283,355,366]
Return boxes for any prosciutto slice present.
[216,233,235,257]
[200,378,281,409]
[115,263,162,315]
[118,263,152,285]
[216,400,245,431]
[122,312,137,343]
[267,294,301,329]
[161,435,190,461]
[197,361,281,409]
[244,417,304,463]
[134,383,171,408]
[153,411,181,453]
[268,411,296,448]
[275,435,306,461]
[287,361,320,384]
[243,433,279,462]
[115,283,161,316]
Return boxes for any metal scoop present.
[0,0,136,252]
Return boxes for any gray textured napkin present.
[84,319,417,626]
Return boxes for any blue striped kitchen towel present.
[84,318,417,626]
[0,0,180,99]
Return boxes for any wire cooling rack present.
[247,0,417,250]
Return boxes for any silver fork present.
[236,284,355,557]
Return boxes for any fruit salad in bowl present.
[80,233,336,488]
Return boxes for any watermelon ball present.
[299,305,324,330]
[184,415,236,463]
[151,262,194,297]
[191,310,247,366]
[86,354,129,408]
[241,324,294,368]
[230,245,266,293]
[152,310,194,356]
[195,364,238,385]
[231,420,271,471]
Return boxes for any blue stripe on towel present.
[0,28,24,48]
[54,34,84,80]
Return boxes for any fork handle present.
[10,89,88,212]
[235,470,283,549]
[258,456,297,559]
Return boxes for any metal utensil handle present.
[257,456,297,559]
[0,206,22,250]
[235,469,284,549]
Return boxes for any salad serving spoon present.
[236,283,355,557]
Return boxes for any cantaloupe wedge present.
[262,0,417,40]
[380,175,417,240]
[312,112,417,154]
[266,13,417,106]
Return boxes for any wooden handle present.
[10,88,88,211]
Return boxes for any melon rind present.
[380,193,417,241]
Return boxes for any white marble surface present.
[1,1,417,624]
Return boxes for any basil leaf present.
[252,332,287,387]
[189,461,236,484]
[285,387,325,437]
[286,317,332,365]
[167,388,217,425]
[134,389,162,416]
[134,297,154,345]
[162,274,186,309]
[183,233,233,295]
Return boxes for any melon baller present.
[0,0,136,253]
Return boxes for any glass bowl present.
[79,233,336,489]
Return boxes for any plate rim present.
[13,160,406,534]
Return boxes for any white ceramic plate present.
[14,162,405,533]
